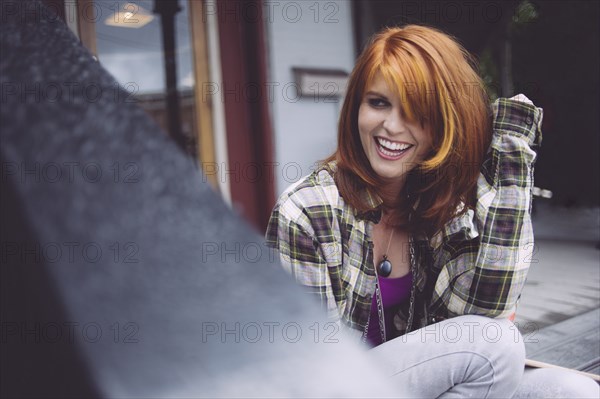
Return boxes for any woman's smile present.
[374,136,414,160]
[358,73,433,187]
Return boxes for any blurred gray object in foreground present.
[0,1,393,397]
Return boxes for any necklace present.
[377,227,394,277]
[364,234,416,344]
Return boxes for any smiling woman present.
[265,25,599,398]
[357,73,434,200]
[333,25,491,236]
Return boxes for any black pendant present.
[378,256,392,277]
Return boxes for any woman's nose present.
[382,110,406,135]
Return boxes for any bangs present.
[363,44,440,129]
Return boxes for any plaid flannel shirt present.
[265,98,543,342]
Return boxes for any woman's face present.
[358,73,433,187]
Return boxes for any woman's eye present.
[367,98,389,108]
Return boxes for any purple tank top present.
[366,272,413,347]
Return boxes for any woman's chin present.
[371,167,408,183]
[369,161,411,180]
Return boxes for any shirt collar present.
[324,161,385,223]
[355,188,383,223]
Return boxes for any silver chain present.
[374,275,387,343]
[361,245,386,344]
[362,242,374,344]
[362,234,417,344]
[406,235,417,333]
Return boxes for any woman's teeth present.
[376,137,412,156]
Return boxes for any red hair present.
[325,25,492,236]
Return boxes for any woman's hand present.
[510,94,534,105]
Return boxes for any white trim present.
[205,0,231,206]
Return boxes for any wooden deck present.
[524,308,600,375]
[514,204,599,376]
[514,239,599,330]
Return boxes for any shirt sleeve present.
[430,97,543,319]
[265,195,339,317]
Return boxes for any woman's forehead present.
[364,72,391,94]
[363,70,413,101]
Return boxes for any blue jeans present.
[369,315,599,398]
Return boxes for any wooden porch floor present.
[514,203,599,375]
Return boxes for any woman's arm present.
[429,95,543,320]
[265,189,341,319]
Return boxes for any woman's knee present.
[430,316,525,395]
[515,368,600,398]
[449,316,525,369]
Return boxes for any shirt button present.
[526,115,534,126]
